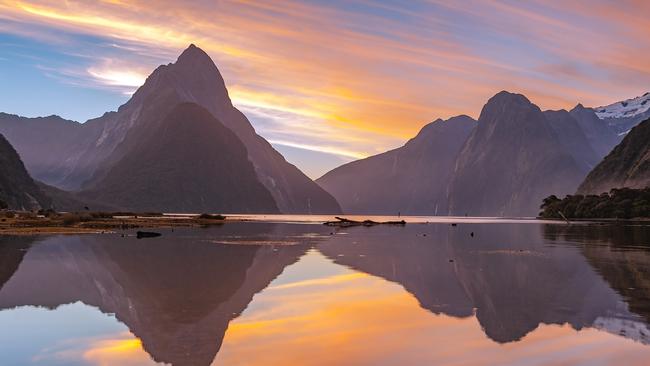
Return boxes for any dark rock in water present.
[451,223,457,227]
[136,231,162,239]
[470,232,474,237]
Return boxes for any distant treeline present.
[539,187,650,219]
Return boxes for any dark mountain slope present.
[81,103,279,213]
[578,118,650,195]
[543,109,599,170]
[317,115,475,214]
[0,134,52,210]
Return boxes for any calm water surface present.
[1,219,650,365]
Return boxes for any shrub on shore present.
[37,208,57,217]
[61,213,94,225]
[90,212,114,219]
[540,187,650,219]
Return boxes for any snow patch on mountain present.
[595,92,650,119]
[593,316,650,345]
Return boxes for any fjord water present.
[1,221,650,365]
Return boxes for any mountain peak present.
[478,91,538,124]
[176,43,213,65]
[570,103,597,116]
[487,90,531,106]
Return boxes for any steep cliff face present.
[317,115,476,214]
[81,103,279,213]
[0,134,51,210]
[578,118,650,195]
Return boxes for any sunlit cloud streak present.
[0,0,649,175]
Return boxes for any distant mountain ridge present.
[0,45,341,214]
[317,115,476,215]
[319,91,621,216]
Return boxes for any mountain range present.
[318,91,645,216]
[317,115,476,215]
[0,44,648,215]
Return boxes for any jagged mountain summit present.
[0,44,341,214]
[578,118,650,195]
[0,134,52,210]
[317,115,476,215]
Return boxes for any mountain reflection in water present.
[0,221,649,365]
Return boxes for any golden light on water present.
[213,251,650,366]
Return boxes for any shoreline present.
[0,213,234,236]
[0,212,647,236]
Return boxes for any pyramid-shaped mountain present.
[0,45,341,214]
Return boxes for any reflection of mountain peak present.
[0,226,315,365]
[319,224,646,344]
[1,223,649,359]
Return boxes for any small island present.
[539,187,650,220]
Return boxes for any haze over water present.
[1,219,650,365]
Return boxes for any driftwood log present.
[323,216,406,227]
